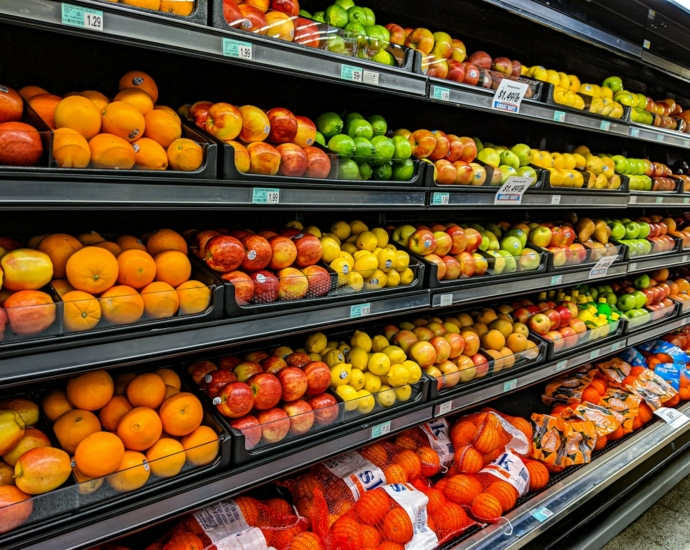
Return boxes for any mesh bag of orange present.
[625,368,678,410]
[530,413,597,467]
[542,365,598,406]
[393,418,455,474]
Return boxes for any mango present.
[14,447,71,495]
[0,410,25,455]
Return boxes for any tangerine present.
[74,431,125,478]
[444,474,483,505]
[127,373,166,409]
[154,368,181,390]
[147,229,188,256]
[355,488,391,525]
[581,387,601,405]
[116,249,156,289]
[62,290,101,332]
[19,85,48,100]
[594,435,608,450]
[265,498,292,516]
[101,101,146,143]
[100,285,145,325]
[99,395,133,432]
[425,487,447,514]
[181,425,220,466]
[451,420,477,448]
[167,138,203,171]
[454,445,484,474]
[141,281,179,319]
[42,389,73,422]
[525,461,549,491]
[89,133,136,169]
[383,508,413,544]
[53,95,101,139]
[133,137,168,170]
[359,525,380,548]
[382,463,408,484]
[119,71,159,103]
[116,406,162,451]
[144,110,181,148]
[159,392,203,436]
[53,409,101,454]
[486,480,517,511]
[589,379,607,396]
[289,532,325,550]
[176,280,211,315]
[235,495,260,526]
[66,369,114,410]
[93,241,122,256]
[162,532,203,550]
[154,250,191,287]
[638,402,654,424]
[114,88,154,116]
[416,446,441,477]
[107,450,150,492]
[331,516,362,548]
[66,246,119,294]
[117,235,147,251]
[508,417,533,442]
[159,0,194,15]
[146,437,185,478]
[360,443,388,467]
[393,449,422,480]
[473,424,500,453]
[431,502,469,536]
[471,493,503,521]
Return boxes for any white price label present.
[531,507,553,522]
[494,176,533,205]
[350,303,371,318]
[654,407,689,428]
[432,192,449,205]
[683,255,689,262]
[657,133,664,142]
[251,188,279,204]
[438,401,452,415]
[341,64,363,82]
[363,70,379,86]
[503,379,518,392]
[492,79,529,114]
[551,195,561,205]
[630,128,640,137]
[644,39,651,49]
[600,121,610,131]
[590,349,601,360]
[629,195,637,204]
[439,294,453,307]
[554,111,566,122]
[684,140,690,148]
[223,38,253,60]
[629,262,637,272]
[371,421,391,438]
[432,86,450,101]
[656,196,664,204]
[555,360,568,372]
[551,275,563,286]
[61,4,103,30]
[611,341,624,351]
[589,255,617,278]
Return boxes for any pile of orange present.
[20,71,202,172]
[43,368,219,493]
[104,0,195,17]
[28,228,211,331]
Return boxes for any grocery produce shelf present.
[627,313,690,346]
[14,404,433,550]
[428,189,630,209]
[629,193,690,207]
[628,252,690,273]
[450,400,690,550]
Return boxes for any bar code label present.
[341,64,363,82]
[503,379,518,392]
[555,360,567,372]
[252,188,279,204]
[363,70,379,85]
[350,303,371,318]
[684,140,690,148]
[223,39,252,60]
[532,507,553,522]
[432,192,449,205]
[600,121,610,131]
[551,195,561,204]
[438,401,452,415]
[629,263,637,272]
[654,407,689,428]
[554,111,566,122]
[62,4,103,30]
[684,198,690,204]
[432,86,450,101]
[439,294,453,307]
[630,128,640,137]
[657,133,664,142]
[656,196,664,204]
[612,341,624,351]
[371,421,391,438]
[590,349,601,359]
[551,275,563,285]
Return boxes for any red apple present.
[308,394,339,426]
[529,313,551,335]
[434,159,457,184]
[446,60,465,83]
[267,107,298,144]
[230,229,251,240]
[0,85,23,123]
[233,361,263,382]
[292,233,322,267]
[303,146,332,178]
[513,307,532,324]
[246,142,281,175]
[544,309,562,330]
[385,23,406,45]
[545,331,565,352]
[294,17,321,48]
[303,361,331,395]
[267,235,297,270]
[245,350,269,363]
[0,122,43,167]
[271,0,299,16]
[468,51,491,69]
[257,408,290,443]
[450,161,472,184]
[221,271,254,305]
[426,56,449,79]
[278,366,308,401]
[409,229,436,255]
[204,235,244,272]
[408,129,437,159]
[237,4,267,33]
[471,353,489,378]
[445,134,464,163]
[393,330,419,354]
[444,332,465,358]
[283,399,314,435]
[261,355,287,374]
[462,63,480,86]
[451,39,466,62]
[442,255,461,280]
[230,415,261,450]
[251,270,279,303]
[429,130,450,161]
[555,305,572,328]
[190,100,212,126]
[219,356,242,370]
[302,265,331,297]
[405,28,434,54]
[238,105,270,143]
[458,137,477,162]
[280,227,302,238]
[457,251,475,277]
[188,360,217,387]
[215,381,254,418]
[430,336,451,362]
[206,102,242,141]
[286,352,311,368]
[293,116,316,148]
[205,369,238,399]
[226,140,250,173]
[511,60,522,77]
[446,226,468,254]
[277,267,309,300]
[492,57,512,75]
[248,372,282,410]
[277,143,307,177]
[463,228,482,253]
[240,234,272,271]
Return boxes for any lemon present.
[371,227,389,247]
[330,257,351,286]
[394,250,410,272]
[353,249,371,261]
[351,330,372,352]
[305,331,327,353]
[368,352,390,375]
[377,248,396,273]
[350,220,369,235]
[364,269,387,290]
[295,347,307,353]
[394,384,412,402]
[320,237,341,263]
[402,360,422,383]
[349,271,364,292]
[356,389,376,413]
[341,243,358,256]
[323,349,345,367]
[385,243,396,250]
[385,363,410,387]
[308,353,322,362]
[363,372,382,393]
[444,322,460,333]
[327,340,339,350]
[386,270,400,287]
[376,385,396,407]
[338,342,351,356]
[286,220,303,230]
[354,254,378,278]
[323,232,341,246]
[345,234,358,244]
[382,345,406,365]
[356,231,378,252]
[371,335,389,353]
[305,225,321,237]
[339,251,354,267]
[336,384,359,411]
[400,267,414,285]
[349,346,369,370]
[349,368,365,390]
[330,362,352,386]
[373,247,382,256]
[331,220,351,240]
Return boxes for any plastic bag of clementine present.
[542,365,597,406]
[596,357,632,386]
[625,368,678,410]
[530,414,595,467]
[599,388,641,433]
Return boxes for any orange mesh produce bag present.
[394,418,454,475]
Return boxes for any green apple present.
[624,222,640,239]
[505,228,527,247]
[611,155,628,174]
[391,135,411,160]
[609,222,626,240]
[499,150,520,170]
[518,249,540,270]
[637,222,650,239]
[617,294,636,311]
[477,147,500,167]
[511,143,531,166]
[487,250,505,274]
[632,290,646,309]
[484,230,500,251]
[634,274,650,289]
[517,166,537,182]
[639,239,652,255]
[613,91,634,106]
[602,76,623,93]
[473,137,483,152]
[636,94,648,109]
[499,165,517,184]
[486,223,502,238]
[497,250,517,272]
[500,236,523,256]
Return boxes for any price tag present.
[503,379,518,392]
[612,341,624,351]
[341,64,363,83]
[494,176,534,205]
[555,360,568,372]
[362,70,379,86]
[554,111,566,123]
[630,128,640,137]
[590,349,601,360]
[371,421,391,438]
[551,275,563,286]
[629,262,637,272]
[492,79,529,114]
[656,196,664,204]
[223,38,253,60]
[350,303,371,318]
[683,255,689,262]
[684,140,690,148]
[654,407,689,428]
[644,39,651,49]
[629,195,637,204]
[252,187,279,204]
[589,255,617,278]
[600,121,610,131]
[531,507,553,522]
[61,4,104,30]
[439,294,453,307]
[684,197,690,204]
[657,133,664,142]
[551,195,561,205]
[438,401,453,415]
[432,86,450,101]
[432,192,449,205]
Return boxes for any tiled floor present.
[603,474,690,550]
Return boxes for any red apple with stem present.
[215,381,254,418]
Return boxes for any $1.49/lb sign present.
[494,176,533,205]
[589,255,617,278]
[492,79,529,114]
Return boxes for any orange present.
[176,280,211,315]
[100,285,145,325]
[66,246,119,294]
[116,249,156,289]
[114,88,154,116]
[107,450,150,492]
[471,493,503,521]
[54,95,102,139]
[75,431,125,478]
[589,379,607,396]
[78,90,109,111]
[167,138,203,171]
[127,373,167,408]
[594,435,608,450]
[117,406,162,451]
[66,369,114,410]
[665,394,681,408]
[417,446,441,477]
[425,488,447,515]
[360,443,388,467]
[19,85,48,100]
[53,409,101,454]
[146,437,185,478]
[481,329,505,351]
[506,333,527,353]
[509,417,533,442]
[93,241,122,256]
[431,502,470,535]
[180,426,220,466]
[42,389,73,422]
[454,445,483,474]
[265,498,292,516]
[100,395,133,432]
[474,424,500,453]
[450,421,477,449]
[164,385,180,399]
[101,101,146,143]
[144,110,181,148]
[89,133,136,169]
[119,71,159,103]
[154,250,191,287]
[116,234,148,251]
[159,392,203,436]
[581,387,601,405]
[392,449,422,480]
[27,93,62,129]
[293,474,325,500]
[147,229,188,256]
[355,489,391,525]
[154,368,181,390]
[382,463,408,484]
[114,372,136,395]
[163,532,204,550]
[133,137,168,170]
[141,281,180,319]
[394,433,419,450]
[38,233,83,278]
[444,474,482,505]
[289,532,326,550]
[526,461,549,491]
[77,232,105,246]
[154,104,181,122]
[72,460,104,495]
[51,278,75,297]
[331,517,361,548]
[486,480,517,511]
[62,290,102,332]
[383,508,413,544]
[160,0,194,15]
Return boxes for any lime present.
[312,11,325,23]
[363,6,375,25]
[377,24,390,42]
[391,135,411,159]
[344,111,365,129]
[315,131,326,146]
[358,162,373,180]
[335,0,355,9]
[353,136,374,161]
[327,34,347,54]
[317,112,344,139]
[392,159,415,181]
[347,119,374,140]
[356,49,371,60]
[298,10,312,17]
[365,25,387,51]
[325,4,349,28]
[373,162,393,180]
[473,137,483,152]
[371,50,395,66]
[347,6,368,25]
[344,22,367,47]
[328,134,357,157]
[371,135,395,164]
[337,158,360,180]
[367,114,387,136]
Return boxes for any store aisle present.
[603,474,690,550]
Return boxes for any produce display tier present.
[428,188,630,209]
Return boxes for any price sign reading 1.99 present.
[492,79,529,114]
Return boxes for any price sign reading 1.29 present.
[492,79,530,114]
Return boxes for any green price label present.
[223,39,253,60]
[252,188,280,204]
[62,4,103,30]
[341,64,363,82]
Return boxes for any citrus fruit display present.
[95,0,196,17]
